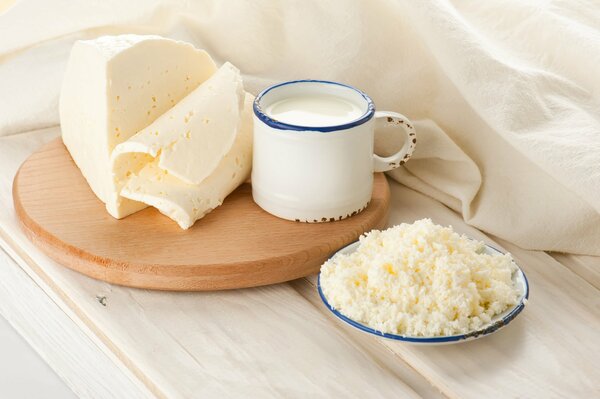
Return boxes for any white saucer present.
[318,241,529,345]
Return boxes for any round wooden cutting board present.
[13,138,390,291]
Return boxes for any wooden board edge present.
[13,152,390,291]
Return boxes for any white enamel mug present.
[252,80,416,222]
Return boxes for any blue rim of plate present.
[253,79,375,132]
[317,242,530,343]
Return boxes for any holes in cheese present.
[61,34,251,229]
[60,35,217,219]
[117,94,254,229]
[112,62,244,185]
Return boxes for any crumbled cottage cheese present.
[320,219,521,337]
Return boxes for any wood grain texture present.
[352,183,600,399]
[12,138,389,291]
[2,129,599,399]
[0,229,436,399]
[0,247,153,399]
[0,129,441,399]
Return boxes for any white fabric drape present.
[1,0,599,254]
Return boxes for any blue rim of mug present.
[253,79,375,132]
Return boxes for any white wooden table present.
[0,128,598,398]
[0,312,76,398]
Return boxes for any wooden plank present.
[3,129,599,398]
[0,247,153,399]
[0,129,437,398]
[289,279,446,399]
[311,182,598,399]
[12,138,389,290]
[0,228,435,398]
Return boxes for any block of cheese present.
[112,62,244,186]
[60,35,217,218]
[117,94,254,229]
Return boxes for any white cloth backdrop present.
[1,0,599,255]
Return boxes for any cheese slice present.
[112,62,244,186]
[118,94,254,229]
[60,34,217,219]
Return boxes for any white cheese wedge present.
[118,94,254,229]
[60,34,217,218]
[112,62,244,186]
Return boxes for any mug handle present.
[372,111,417,172]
